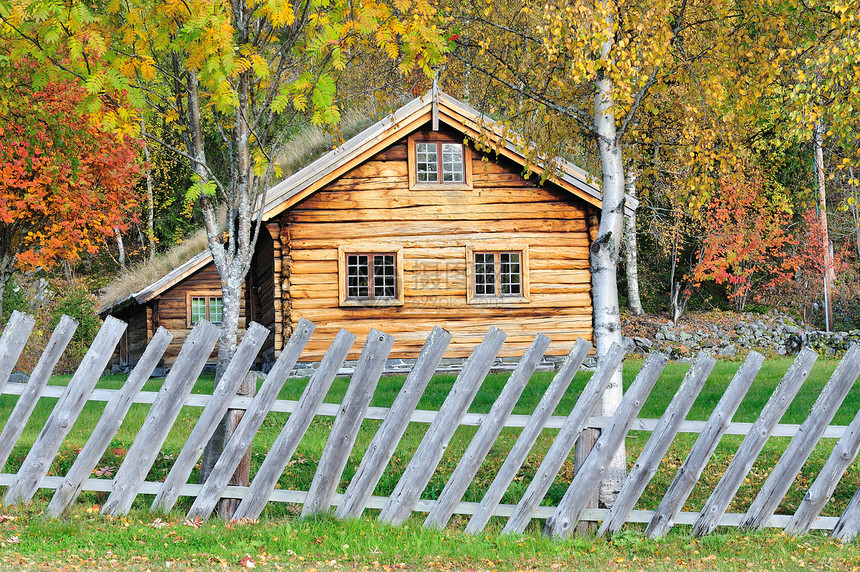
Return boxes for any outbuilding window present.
[188,293,224,325]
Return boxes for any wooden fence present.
[2,310,860,541]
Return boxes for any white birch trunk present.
[814,120,834,332]
[590,4,626,506]
[623,171,644,316]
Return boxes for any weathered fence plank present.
[378,326,507,526]
[150,322,268,513]
[101,320,220,516]
[335,326,452,520]
[46,327,173,517]
[464,338,591,535]
[598,351,715,537]
[502,343,625,535]
[0,310,35,397]
[424,333,552,530]
[742,345,860,530]
[302,329,395,517]
[179,319,316,518]
[544,351,668,539]
[787,389,860,535]
[4,316,126,506]
[0,315,78,471]
[644,350,767,539]
[691,347,818,537]
[224,328,356,522]
[832,478,860,541]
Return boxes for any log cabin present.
[101,88,630,370]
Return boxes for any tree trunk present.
[141,117,156,261]
[814,120,834,332]
[623,171,644,317]
[0,268,11,321]
[850,167,860,257]
[589,5,626,507]
[114,228,126,271]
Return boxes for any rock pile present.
[623,311,859,360]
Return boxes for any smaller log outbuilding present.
[101,88,628,370]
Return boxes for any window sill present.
[410,182,472,191]
[466,296,530,307]
[340,298,405,308]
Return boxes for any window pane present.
[441,143,464,183]
[474,252,495,296]
[416,142,438,183]
[373,254,396,298]
[208,297,223,323]
[191,297,206,324]
[347,254,370,298]
[500,253,521,296]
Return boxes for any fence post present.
[598,351,715,537]
[544,351,668,540]
[378,326,507,527]
[644,350,767,539]
[222,328,356,523]
[0,310,36,397]
[691,347,816,537]
[502,343,625,535]
[335,326,452,520]
[101,320,220,516]
[464,338,591,535]
[0,315,77,471]
[218,370,261,519]
[742,344,860,530]
[182,318,316,520]
[302,328,395,517]
[4,316,125,506]
[150,321,267,514]
[47,327,173,517]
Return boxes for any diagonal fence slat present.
[787,377,860,534]
[302,329,395,517]
[742,344,860,530]
[464,338,591,535]
[224,328,356,522]
[0,314,78,471]
[644,350,767,539]
[101,320,220,516]
[4,316,126,506]
[335,326,452,520]
[424,333,552,530]
[831,464,860,541]
[502,343,625,535]
[150,322,268,513]
[544,351,668,540]
[0,310,36,397]
[378,326,507,527]
[690,347,818,537]
[599,351,714,537]
[47,327,173,517]
[177,318,316,517]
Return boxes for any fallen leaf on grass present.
[93,466,116,477]
[0,515,17,523]
[239,556,256,568]
[150,518,170,529]
[5,536,19,544]
[183,516,204,528]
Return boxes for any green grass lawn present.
[1,356,858,527]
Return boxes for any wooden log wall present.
[279,127,594,360]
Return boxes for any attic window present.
[338,246,404,307]
[408,134,472,190]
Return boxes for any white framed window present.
[408,134,472,190]
[466,245,530,305]
[338,246,404,307]
[187,292,224,325]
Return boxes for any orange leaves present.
[0,61,141,275]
